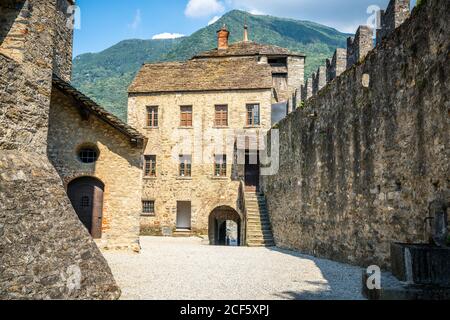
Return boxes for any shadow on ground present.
[268,247,365,300]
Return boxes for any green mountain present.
[72,10,350,121]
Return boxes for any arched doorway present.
[209,206,241,246]
[67,177,104,239]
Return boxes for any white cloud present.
[249,9,265,15]
[224,0,392,33]
[185,0,225,18]
[129,9,142,30]
[152,33,185,40]
[208,16,221,25]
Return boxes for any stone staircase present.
[173,229,192,237]
[245,192,275,247]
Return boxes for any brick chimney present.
[217,24,230,50]
[243,24,249,42]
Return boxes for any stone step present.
[247,233,274,239]
[247,217,270,223]
[247,223,272,229]
[247,241,276,247]
[247,211,268,216]
[247,233,273,239]
[247,222,271,227]
[173,230,192,237]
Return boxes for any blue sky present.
[74,0,416,57]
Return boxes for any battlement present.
[376,0,410,44]
[300,77,313,103]
[347,25,373,69]
[312,66,326,95]
[261,0,449,268]
[301,0,412,104]
[326,48,347,82]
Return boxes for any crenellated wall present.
[261,0,449,268]
[347,26,373,69]
[377,0,411,44]
[326,48,347,83]
[312,66,326,96]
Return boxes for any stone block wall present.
[0,0,120,299]
[312,66,326,95]
[287,56,305,98]
[261,0,449,268]
[52,0,74,82]
[128,89,273,234]
[377,0,411,44]
[347,26,373,69]
[300,77,313,103]
[326,48,347,82]
[47,88,143,251]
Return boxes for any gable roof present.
[52,74,146,146]
[128,57,272,94]
[192,41,306,59]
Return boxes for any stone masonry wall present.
[347,26,373,69]
[47,88,143,251]
[0,0,120,299]
[128,89,272,234]
[52,0,74,82]
[260,0,449,268]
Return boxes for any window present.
[214,154,227,177]
[144,155,156,177]
[246,104,260,126]
[268,57,287,67]
[214,105,228,127]
[147,106,158,128]
[180,106,193,127]
[80,196,90,208]
[142,200,155,215]
[179,155,192,177]
[78,146,99,163]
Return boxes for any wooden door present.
[67,177,104,239]
[176,201,192,230]
[245,151,260,192]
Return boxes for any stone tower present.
[0,0,120,299]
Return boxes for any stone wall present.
[128,89,272,234]
[260,0,449,268]
[48,87,143,251]
[312,66,326,96]
[347,26,373,69]
[0,0,120,299]
[52,0,74,82]
[377,0,411,44]
[287,56,305,100]
[326,48,347,83]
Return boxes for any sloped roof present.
[52,74,146,146]
[192,41,306,59]
[128,57,273,94]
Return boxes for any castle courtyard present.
[103,237,365,300]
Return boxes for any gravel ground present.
[103,236,365,300]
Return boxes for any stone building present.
[0,0,122,299]
[128,27,298,245]
[192,25,306,120]
[48,75,146,252]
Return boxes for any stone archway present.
[208,206,241,246]
[67,176,105,239]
